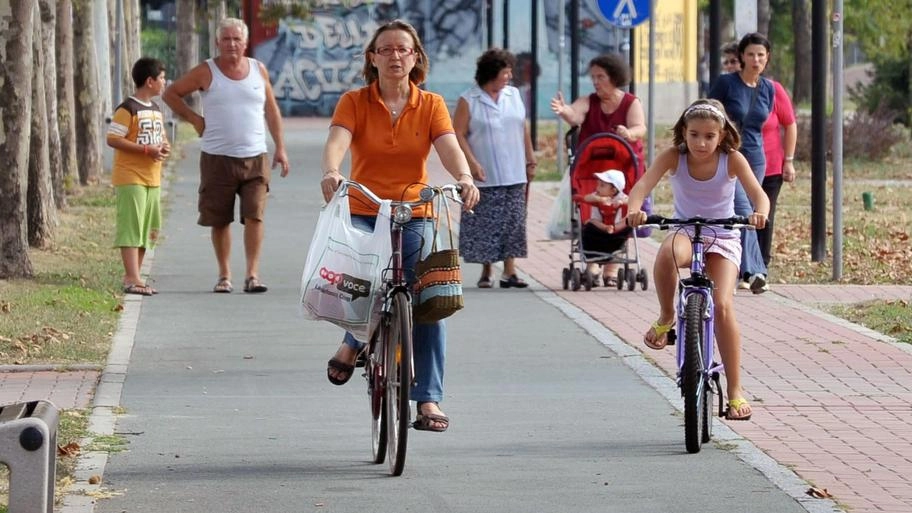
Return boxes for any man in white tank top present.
[164,17,289,295]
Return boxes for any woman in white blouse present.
[454,48,536,289]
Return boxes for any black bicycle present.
[338,180,463,475]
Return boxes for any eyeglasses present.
[373,47,416,57]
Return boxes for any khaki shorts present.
[198,152,270,226]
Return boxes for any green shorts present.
[114,185,161,249]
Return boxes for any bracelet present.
[458,172,473,180]
[785,156,794,161]
[526,162,537,168]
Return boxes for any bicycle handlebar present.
[644,214,753,230]
[338,180,465,209]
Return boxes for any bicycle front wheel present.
[683,293,707,454]
[368,330,387,464]
[385,292,413,476]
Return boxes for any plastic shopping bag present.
[300,190,392,340]
[547,170,573,240]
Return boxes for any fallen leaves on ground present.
[58,442,81,457]
[806,486,834,499]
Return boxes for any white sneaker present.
[737,280,751,290]
[749,273,769,294]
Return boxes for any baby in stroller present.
[580,169,631,286]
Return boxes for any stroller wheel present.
[626,268,636,291]
[562,268,570,290]
[616,268,625,290]
[583,272,593,291]
[571,268,582,291]
[638,269,649,291]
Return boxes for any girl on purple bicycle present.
[625,99,769,421]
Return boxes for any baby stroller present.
[560,130,649,292]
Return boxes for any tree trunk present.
[73,0,104,185]
[123,0,142,98]
[757,0,771,38]
[39,0,65,210]
[29,1,58,249]
[0,1,36,279]
[56,0,79,202]
[792,0,812,104]
[94,0,112,117]
[209,0,227,58]
[176,0,200,110]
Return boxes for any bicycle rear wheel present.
[368,331,387,464]
[385,292,413,475]
[683,293,707,454]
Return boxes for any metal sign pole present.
[832,2,844,279]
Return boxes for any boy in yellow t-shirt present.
[106,57,170,296]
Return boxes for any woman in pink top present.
[759,81,797,266]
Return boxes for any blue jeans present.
[343,215,446,404]
[733,168,768,280]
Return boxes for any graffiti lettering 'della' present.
[319,267,372,301]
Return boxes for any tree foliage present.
[844,0,912,125]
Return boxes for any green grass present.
[0,185,122,365]
[831,301,912,344]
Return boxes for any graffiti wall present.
[252,0,485,117]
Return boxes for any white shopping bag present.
[300,189,392,340]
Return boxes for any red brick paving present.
[522,186,912,513]
[0,369,99,410]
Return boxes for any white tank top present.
[201,57,267,157]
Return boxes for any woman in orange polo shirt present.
[320,20,479,433]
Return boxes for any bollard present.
[862,192,874,211]
[0,400,59,513]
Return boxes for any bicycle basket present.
[413,192,464,323]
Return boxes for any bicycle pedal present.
[355,353,367,368]
[666,329,676,346]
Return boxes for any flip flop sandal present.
[123,284,153,296]
[244,277,268,293]
[725,398,753,421]
[477,276,493,289]
[326,358,355,386]
[644,320,674,350]
[213,277,233,293]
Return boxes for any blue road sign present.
[597,0,650,28]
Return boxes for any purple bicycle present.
[645,214,753,453]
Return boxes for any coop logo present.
[320,267,372,300]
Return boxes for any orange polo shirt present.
[330,81,455,217]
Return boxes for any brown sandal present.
[244,276,268,293]
[213,277,233,293]
[413,402,449,432]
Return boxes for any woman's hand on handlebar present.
[626,210,647,228]
[321,171,344,202]
[749,211,768,230]
[457,175,480,211]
